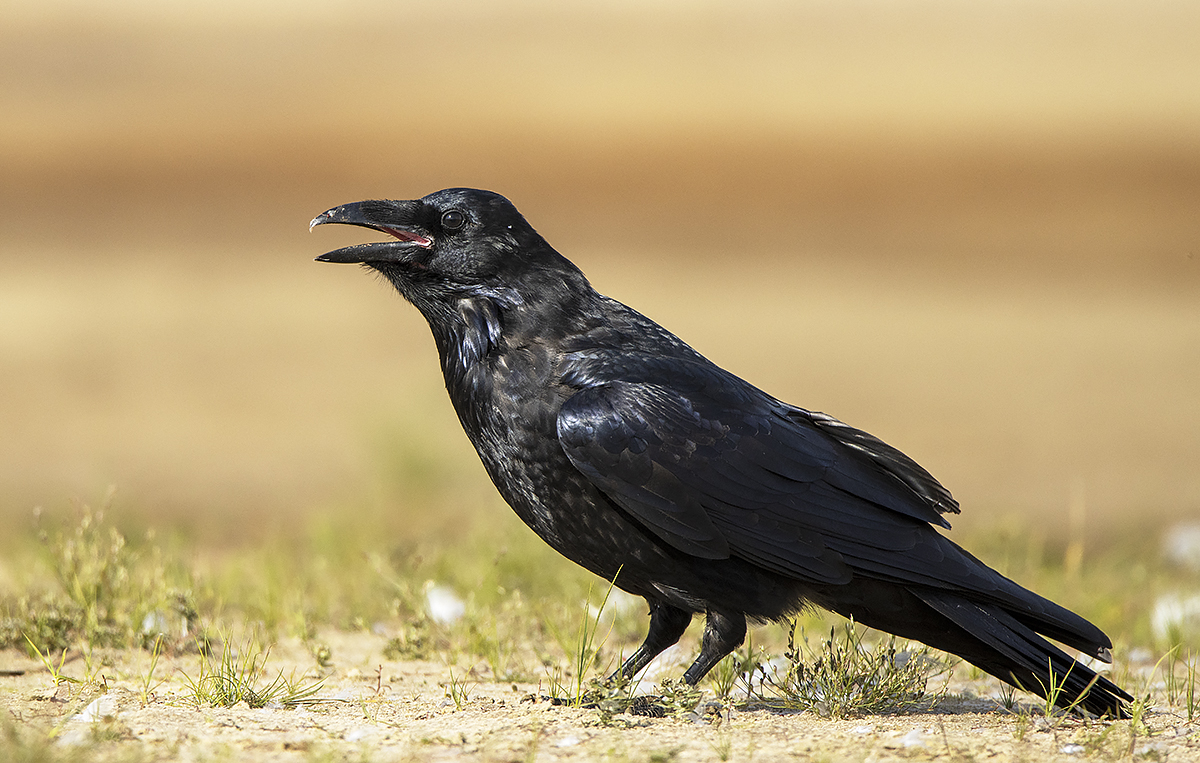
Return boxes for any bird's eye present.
[441,210,466,231]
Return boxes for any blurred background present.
[2,0,1197,548]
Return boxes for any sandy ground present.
[3,630,1197,762]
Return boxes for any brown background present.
[2,0,1197,544]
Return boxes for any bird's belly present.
[477,427,643,579]
[473,423,811,618]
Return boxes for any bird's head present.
[311,188,577,306]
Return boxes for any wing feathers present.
[557,380,964,586]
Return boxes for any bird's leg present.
[612,601,692,681]
[682,609,747,685]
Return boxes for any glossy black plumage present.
[312,188,1130,716]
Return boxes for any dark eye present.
[441,210,466,231]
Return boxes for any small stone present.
[344,727,374,743]
[425,584,465,625]
[1164,523,1200,569]
[73,695,117,724]
[901,729,926,748]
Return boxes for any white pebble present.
[1164,523,1200,569]
[901,729,926,748]
[426,584,466,625]
[1150,593,1200,640]
[72,695,117,724]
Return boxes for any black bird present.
[311,188,1130,717]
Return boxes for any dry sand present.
[4,630,1197,762]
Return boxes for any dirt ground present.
[3,630,1196,763]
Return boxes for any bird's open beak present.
[310,200,432,263]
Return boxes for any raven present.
[312,188,1130,716]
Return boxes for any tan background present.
[2,0,1197,543]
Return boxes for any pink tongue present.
[385,227,433,247]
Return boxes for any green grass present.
[177,629,326,709]
[2,497,1198,728]
[758,620,953,718]
[544,572,622,708]
[442,666,473,710]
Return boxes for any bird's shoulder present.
[553,296,738,389]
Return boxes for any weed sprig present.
[178,632,326,709]
[545,571,621,707]
[761,620,952,718]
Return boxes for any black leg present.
[612,600,692,680]
[682,609,746,685]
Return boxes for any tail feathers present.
[918,591,1132,718]
[1007,603,1113,663]
[943,540,1114,661]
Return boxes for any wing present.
[556,370,979,591]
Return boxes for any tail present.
[915,590,1131,717]
[819,576,1131,717]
